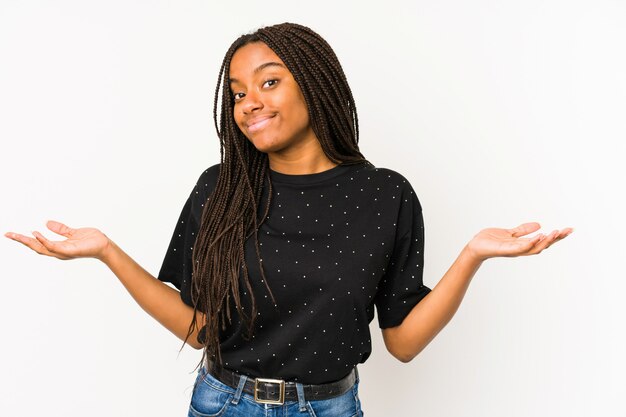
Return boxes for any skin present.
[4,41,573,363]
[229,41,337,175]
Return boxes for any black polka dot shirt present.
[158,161,431,384]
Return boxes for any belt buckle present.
[254,377,285,405]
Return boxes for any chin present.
[248,136,286,154]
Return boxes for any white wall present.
[1,0,623,416]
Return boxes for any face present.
[229,42,318,155]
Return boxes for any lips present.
[246,114,276,133]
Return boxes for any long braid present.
[182,22,371,372]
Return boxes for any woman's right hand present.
[5,220,112,261]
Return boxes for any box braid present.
[183,22,373,370]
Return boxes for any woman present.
[5,22,572,417]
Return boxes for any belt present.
[207,362,358,405]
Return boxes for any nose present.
[241,90,263,114]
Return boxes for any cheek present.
[286,94,310,128]
[233,109,247,133]
[233,107,241,125]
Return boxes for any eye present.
[263,79,278,88]
[233,92,245,102]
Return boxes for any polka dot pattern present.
[157,161,431,384]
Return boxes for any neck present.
[267,140,338,175]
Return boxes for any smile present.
[247,115,276,133]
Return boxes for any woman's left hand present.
[466,222,573,262]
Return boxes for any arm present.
[382,245,481,362]
[382,223,572,362]
[101,239,206,350]
[5,220,206,350]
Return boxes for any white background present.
[1,0,624,416]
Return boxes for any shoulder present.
[194,163,221,192]
[355,162,422,210]
[197,163,221,184]
[186,163,221,207]
[356,162,416,190]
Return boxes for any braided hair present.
[184,22,371,370]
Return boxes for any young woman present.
[5,22,572,417]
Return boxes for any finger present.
[545,229,572,247]
[512,233,545,254]
[46,220,74,237]
[555,229,571,240]
[33,231,61,254]
[5,232,55,256]
[510,222,541,238]
[541,232,562,251]
[524,232,549,254]
[530,230,560,254]
[529,228,573,252]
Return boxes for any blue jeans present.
[188,366,364,417]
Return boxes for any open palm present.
[466,222,573,262]
[5,220,110,261]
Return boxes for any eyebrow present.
[229,62,286,84]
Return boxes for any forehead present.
[229,42,287,81]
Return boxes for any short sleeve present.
[157,164,220,308]
[374,181,431,328]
